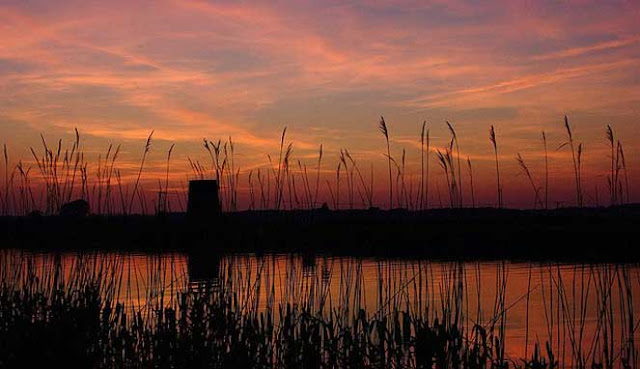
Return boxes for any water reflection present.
[1,249,638,367]
[188,254,221,292]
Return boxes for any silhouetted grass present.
[1,253,637,368]
[490,125,503,208]
[516,153,542,209]
[467,156,476,208]
[561,117,583,208]
[129,131,153,214]
[379,116,393,209]
[542,131,549,210]
[419,121,429,210]
[0,116,634,215]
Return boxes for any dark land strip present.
[1,205,639,262]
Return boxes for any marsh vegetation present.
[0,116,632,215]
[1,251,637,368]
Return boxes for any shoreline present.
[1,205,639,262]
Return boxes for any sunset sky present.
[1,0,639,209]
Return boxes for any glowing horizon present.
[1,0,639,210]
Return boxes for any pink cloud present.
[0,0,638,208]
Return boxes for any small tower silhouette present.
[187,180,221,219]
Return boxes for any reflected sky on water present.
[1,249,638,364]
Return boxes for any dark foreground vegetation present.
[1,252,637,368]
[1,205,640,262]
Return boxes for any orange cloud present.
[0,0,638,209]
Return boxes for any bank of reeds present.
[1,252,637,368]
[0,116,633,215]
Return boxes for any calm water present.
[1,250,638,365]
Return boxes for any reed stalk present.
[248,170,255,210]
[467,156,475,208]
[447,121,463,207]
[314,145,323,207]
[618,141,629,204]
[379,116,392,209]
[163,143,175,213]
[516,153,542,208]
[344,149,373,208]
[543,131,549,209]
[436,149,454,208]
[606,125,616,205]
[562,117,582,207]
[128,131,153,214]
[425,126,430,210]
[335,162,341,210]
[489,125,502,208]
[275,128,287,210]
[419,121,426,210]
[3,144,8,214]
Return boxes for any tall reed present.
[543,131,549,209]
[606,125,617,205]
[467,156,475,208]
[562,116,583,207]
[379,116,393,209]
[314,144,323,207]
[436,148,455,208]
[3,144,9,215]
[447,121,463,207]
[418,121,429,210]
[129,131,153,214]
[605,126,629,206]
[516,153,542,208]
[275,127,287,210]
[618,141,629,204]
[343,149,373,208]
[161,143,175,213]
[335,161,341,209]
[489,125,502,208]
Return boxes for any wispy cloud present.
[532,36,640,61]
[0,0,638,202]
